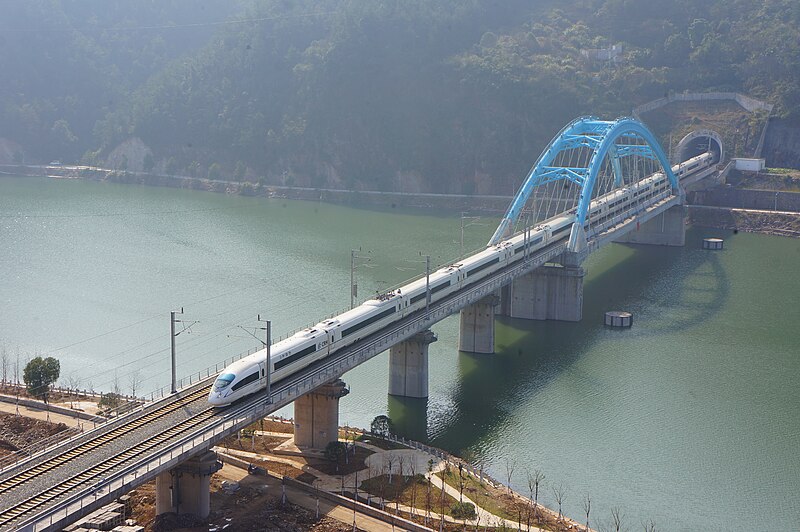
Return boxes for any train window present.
[466,257,499,277]
[342,306,397,337]
[231,371,260,392]
[213,373,235,391]
[274,344,317,370]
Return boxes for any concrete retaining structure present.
[388,330,437,398]
[614,204,687,246]
[293,379,349,449]
[0,394,106,423]
[155,450,221,518]
[689,187,800,212]
[633,91,773,117]
[503,265,585,322]
[458,295,498,354]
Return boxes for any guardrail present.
[14,240,570,530]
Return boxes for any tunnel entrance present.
[675,130,723,164]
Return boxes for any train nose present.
[208,391,224,406]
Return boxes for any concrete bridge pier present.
[155,450,221,518]
[389,329,437,398]
[293,379,349,449]
[459,294,499,354]
[615,204,687,246]
[505,265,585,322]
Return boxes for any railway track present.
[0,386,213,530]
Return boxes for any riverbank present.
[8,163,800,240]
[688,204,800,237]
[1,402,588,531]
[0,164,512,214]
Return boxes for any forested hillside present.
[2,0,799,192]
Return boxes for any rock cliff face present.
[0,138,25,164]
[106,138,153,173]
[764,119,800,169]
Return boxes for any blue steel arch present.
[489,116,678,248]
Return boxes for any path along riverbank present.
[0,394,589,531]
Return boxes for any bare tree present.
[14,348,20,386]
[582,493,591,532]
[66,374,81,409]
[1,344,8,385]
[504,458,516,494]
[128,370,142,399]
[409,457,417,514]
[552,483,566,522]
[610,506,624,532]
[387,455,396,484]
[641,518,656,532]
[112,372,121,397]
[530,469,545,524]
[379,460,388,510]
[458,462,466,503]
[425,459,433,525]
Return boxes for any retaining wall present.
[0,394,106,423]
[689,188,800,212]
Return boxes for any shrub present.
[450,501,476,520]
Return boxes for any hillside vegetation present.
[2,0,798,192]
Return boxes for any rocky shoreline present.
[5,163,800,239]
[688,205,800,238]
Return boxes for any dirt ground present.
[130,468,361,532]
[0,412,76,459]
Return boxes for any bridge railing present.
[14,239,571,529]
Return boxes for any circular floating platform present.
[604,311,633,328]
[703,238,724,250]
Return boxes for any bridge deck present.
[1,163,716,531]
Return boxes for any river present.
[0,175,797,530]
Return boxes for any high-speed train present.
[208,152,714,406]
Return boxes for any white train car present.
[209,152,717,406]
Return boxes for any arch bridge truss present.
[490,116,680,254]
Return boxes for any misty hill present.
[2,0,799,193]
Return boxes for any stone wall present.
[689,187,800,212]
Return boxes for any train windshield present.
[213,373,236,391]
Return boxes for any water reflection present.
[408,233,730,461]
[386,395,428,442]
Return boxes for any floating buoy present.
[604,311,633,328]
[702,238,724,250]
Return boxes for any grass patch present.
[310,445,374,476]
[355,434,407,450]
[435,468,565,531]
[360,474,457,516]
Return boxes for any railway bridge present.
[0,116,723,531]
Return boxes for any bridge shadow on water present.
[389,229,730,457]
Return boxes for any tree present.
[583,493,591,532]
[504,458,516,494]
[23,356,60,403]
[208,162,222,180]
[552,483,566,522]
[143,153,155,173]
[527,468,545,530]
[370,415,393,437]
[325,441,347,472]
[0,345,8,384]
[128,370,142,398]
[611,506,624,532]
[66,373,81,408]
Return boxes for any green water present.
[1,176,798,530]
